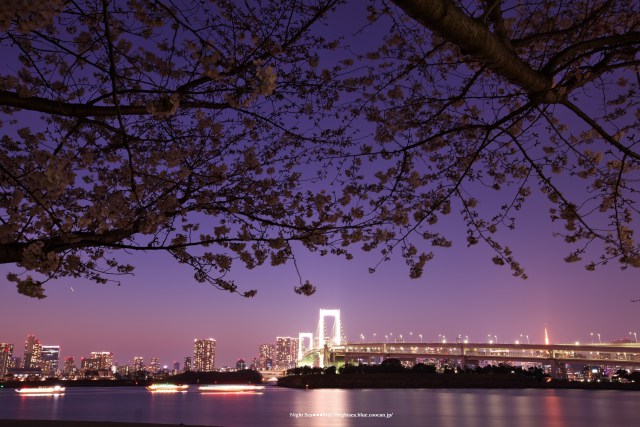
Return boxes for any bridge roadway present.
[316,342,640,370]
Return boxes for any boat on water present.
[199,384,265,393]
[16,385,65,395]
[146,383,189,392]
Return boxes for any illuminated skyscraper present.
[23,335,41,369]
[258,344,275,370]
[275,337,298,370]
[0,343,14,376]
[149,357,160,373]
[40,345,61,376]
[183,356,191,372]
[63,357,76,377]
[133,356,144,371]
[90,352,114,370]
[193,338,216,372]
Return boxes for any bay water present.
[1,386,638,426]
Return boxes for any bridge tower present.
[317,309,341,367]
[298,332,313,362]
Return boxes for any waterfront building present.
[0,343,14,377]
[275,337,298,370]
[149,357,160,373]
[193,338,216,372]
[40,345,60,376]
[63,357,77,377]
[133,356,144,371]
[90,352,114,370]
[183,356,191,372]
[250,357,259,370]
[116,364,130,377]
[258,343,275,370]
[236,358,246,370]
[22,335,41,369]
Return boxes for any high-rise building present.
[90,352,114,370]
[23,335,41,369]
[236,359,246,370]
[133,356,144,371]
[250,357,259,370]
[275,337,298,370]
[149,357,160,373]
[193,338,216,372]
[258,344,275,370]
[0,343,14,377]
[183,356,191,372]
[40,345,61,376]
[63,357,77,377]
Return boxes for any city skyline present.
[2,297,638,370]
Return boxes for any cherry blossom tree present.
[0,0,638,298]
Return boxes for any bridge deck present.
[300,342,640,368]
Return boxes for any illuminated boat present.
[16,385,65,395]
[146,383,189,392]
[199,384,265,393]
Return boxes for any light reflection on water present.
[1,386,638,427]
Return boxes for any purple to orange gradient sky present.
[1,1,639,369]
[1,186,638,367]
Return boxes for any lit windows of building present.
[63,357,77,378]
[0,343,14,377]
[149,357,160,374]
[23,335,41,369]
[258,344,275,370]
[183,356,191,372]
[133,356,144,372]
[236,359,246,370]
[193,338,216,372]
[275,337,298,370]
[40,346,61,377]
[249,357,259,370]
[90,352,114,370]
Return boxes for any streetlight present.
[373,333,377,342]
[630,331,637,343]
[385,335,389,343]
[360,334,364,343]
[419,334,423,343]
[597,333,601,343]
[399,334,403,343]
[590,332,594,344]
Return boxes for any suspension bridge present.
[297,309,640,379]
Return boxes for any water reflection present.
[1,387,638,426]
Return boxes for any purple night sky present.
[0,1,638,369]
[1,185,638,367]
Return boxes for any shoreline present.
[277,373,640,390]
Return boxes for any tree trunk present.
[391,0,556,101]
